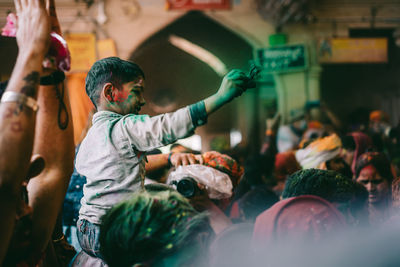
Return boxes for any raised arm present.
[0,0,50,263]
[26,0,75,254]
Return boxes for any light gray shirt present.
[76,104,205,224]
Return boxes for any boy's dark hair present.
[85,57,145,108]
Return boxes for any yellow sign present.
[97,39,117,59]
[65,33,97,72]
[318,38,388,63]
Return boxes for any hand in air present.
[216,69,256,103]
[13,0,51,57]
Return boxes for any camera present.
[171,177,199,198]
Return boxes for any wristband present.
[40,71,65,85]
[168,152,174,167]
[1,91,38,111]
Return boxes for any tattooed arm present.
[0,0,50,263]
[26,0,75,254]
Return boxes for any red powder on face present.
[361,165,377,176]
[114,90,129,103]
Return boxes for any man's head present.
[85,57,145,114]
[282,169,368,226]
[99,189,211,267]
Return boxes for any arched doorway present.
[129,11,254,150]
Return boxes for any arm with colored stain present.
[204,69,255,115]
[0,0,50,263]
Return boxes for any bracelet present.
[1,91,38,111]
[53,234,65,243]
[167,152,174,167]
[40,71,65,85]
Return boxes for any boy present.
[76,57,254,258]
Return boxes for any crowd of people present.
[2,0,400,266]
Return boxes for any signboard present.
[97,39,117,59]
[166,0,230,10]
[257,44,307,73]
[65,33,97,72]
[318,38,388,63]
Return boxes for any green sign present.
[257,44,307,73]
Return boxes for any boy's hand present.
[216,69,255,103]
[14,0,51,57]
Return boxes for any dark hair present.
[99,190,210,267]
[236,187,279,222]
[283,169,359,204]
[85,57,144,108]
[341,135,356,151]
[355,152,393,183]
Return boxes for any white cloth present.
[167,165,233,199]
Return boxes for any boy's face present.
[113,77,146,115]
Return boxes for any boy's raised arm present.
[203,69,255,115]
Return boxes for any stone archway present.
[129,11,256,150]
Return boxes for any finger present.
[181,156,189,166]
[194,154,204,164]
[14,0,21,14]
[20,0,28,8]
[175,157,182,166]
[45,0,50,12]
[188,155,196,165]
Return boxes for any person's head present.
[325,156,353,178]
[99,190,211,267]
[356,152,393,206]
[230,187,279,223]
[369,110,390,135]
[282,169,368,226]
[85,57,145,114]
[295,134,343,170]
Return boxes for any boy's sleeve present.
[119,101,207,151]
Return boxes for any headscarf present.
[252,195,347,246]
[202,151,244,187]
[348,132,373,174]
[295,134,342,169]
[369,110,389,123]
[355,152,394,183]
